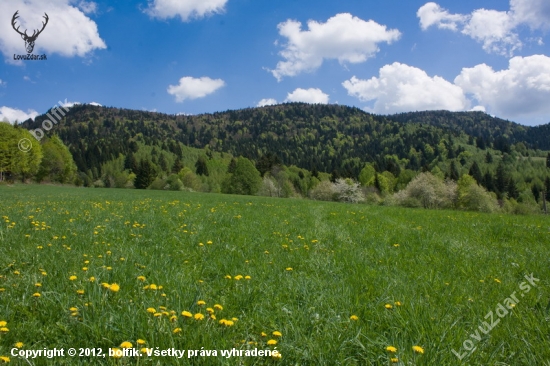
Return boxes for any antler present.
[11,11,27,37]
[32,13,49,38]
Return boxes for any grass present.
[0,185,549,365]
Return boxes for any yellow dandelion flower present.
[137,276,146,281]
[149,284,158,290]
[386,346,397,353]
[120,342,132,349]
[69,275,77,281]
[147,308,156,314]
[32,293,41,298]
[394,301,402,306]
[82,267,88,271]
[197,300,206,306]
[0,356,10,363]
[153,313,162,317]
[0,322,6,327]
[261,332,267,337]
[173,328,182,334]
[35,283,41,287]
[267,339,277,346]
[494,278,501,283]
[110,348,122,358]
[385,304,393,309]
[101,282,110,288]
[109,283,120,292]
[14,342,23,349]
[206,307,214,314]
[69,307,78,312]
[285,267,293,271]
[182,311,192,318]
[137,339,146,345]
[0,327,8,333]
[234,275,243,280]
[225,275,232,279]
[214,304,223,311]
[76,289,84,295]
[194,313,205,321]
[272,351,282,359]
[350,315,359,321]
[272,331,282,337]
[391,357,399,363]
[412,346,424,354]
[210,314,216,320]
[140,348,148,354]
[245,275,251,280]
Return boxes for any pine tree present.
[195,156,209,176]
[134,159,156,189]
[495,162,508,198]
[545,177,550,201]
[227,158,237,174]
[172,158,183,173]
[507,178,519,200]
[485,151,493,163]
[546,153,550,169]
[469,161,483,184]
[483,171,494,192]
[449,161,460,181]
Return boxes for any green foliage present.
[0,123,43,182]
[222,157,262,195]
[134,159,156,189]
[358,164,376,186]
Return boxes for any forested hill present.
[21,103,550,178]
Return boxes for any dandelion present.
[89,277,96,282]
[261,332,267,337]
[272,331,282,337]
[225,275,232,279]
[147,308,156,314]
[137,339,146,345]
[272,351,282,359]
[110,348,122,358]
[108,283,120,292]
[0,327,8,333]
[32,293,41,298]
[267,339,277,346]
[350,315,359,321]
[390,357,399,363]
[14,343,23,349]
[0,322,6,327]
[194,313,205,321]
[197,300,206,306]
[385,304,393,309]
[170,315,177,322]
[173,328,182,334]
[245,275,251,280]
[206,308,214,314]
[412,346,424,354]
[35,283,41,287]
[149,284,158,290]
[214,304,223,311]
[386,346,397,353]
[76,290,84,295]
[82,267,88,271]
[69,307,78,312]
[494,278,501,283]
[182,311,192,318]
[394,301,402,306]
[286,267,293,271]
[120,342,132,349]
[137,276,146,281]
[0,356,10,363]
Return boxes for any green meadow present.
[0,185,549,365]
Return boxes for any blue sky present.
[1,0,550,125]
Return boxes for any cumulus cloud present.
[455,54,550,118]
[257,98,278,107]
[0,0,106,60]
[145,0,228,21]
[167,76,225,102]
[417,0,550,56]
[270,13,401,80]
[76,1,97,14]
[0,106,39,123]
[343,62,469,114]
[285,88,329,104]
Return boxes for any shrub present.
[393,172,456,209]
[309,180,335,201]
[333,178,364,203]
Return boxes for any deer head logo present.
[11,11,49,54]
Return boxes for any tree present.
[171,158,183,174]
[507,178,519,200]
[222,157,262,195]
[545,177,550,201]
[485,151,493,163]
[195,156,209,176]
[468,161,483,184]
[124,153,138,173]
[476,137,486,150]
[449,161,460,181]
[358,164,376,186]
[547,153,550,169]
[134,159,156,189]
[333,178,364,203]
[495,162,508,197]
[256,153,281,177]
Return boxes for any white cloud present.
[0,106,39,123]
[270,13,401,80]
[417,2,467,31]
[257,98,278,107]
[285,88,329,104]
[167,76,225,102]
[455,54,550,119]
[343,62,469,114]
[145,0,227,21]
[510,0,550,30]
[77,1,97,14]
[0,0,106,60]
[60,100,81,108]
[0,79,5,86]
[88,102,102,106]
[417,1,550,56]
